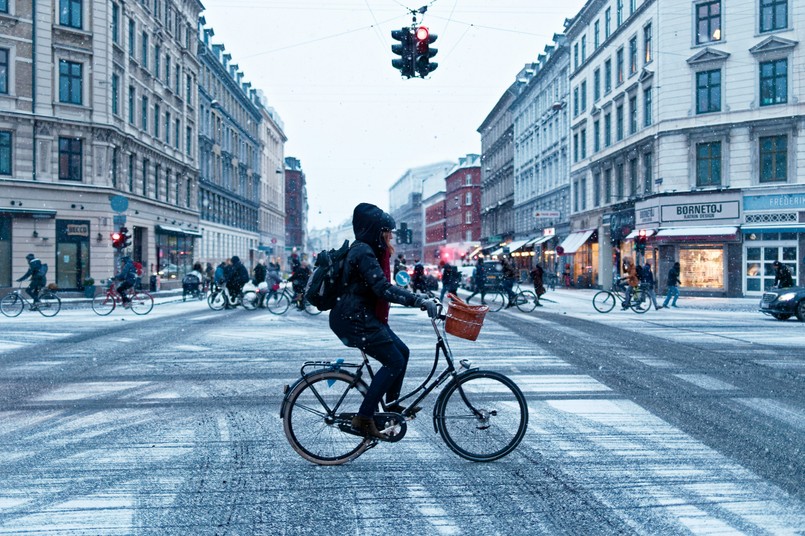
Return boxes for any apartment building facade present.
[0,0,203,290]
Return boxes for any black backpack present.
[305,240,351,311]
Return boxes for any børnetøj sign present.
[661,200,740,223]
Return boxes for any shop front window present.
[679,246,724,289]
[744,235,797,292]
[155,231,195,280]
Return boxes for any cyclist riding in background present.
[114,255,138,308]
[290,260,312,309]
[227,256,250,299]
[17,253,47,304]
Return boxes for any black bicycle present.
[280,299,528,465]
[592,279,649,313]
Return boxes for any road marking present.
[674,374,738,391]
[406,484,459,535]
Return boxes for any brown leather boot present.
[351,415,389,440]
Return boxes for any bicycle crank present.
[336,412,407,443]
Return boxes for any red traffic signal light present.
[414,26,438,77]
[415,26,429,41]
[111,232,123,249]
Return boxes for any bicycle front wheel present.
[0,294,23,317]
[265,292,290,315]
[130,291,154,315]
[92,292,116,315]
[485,291,506,312]
[282,370,371,465]
[208,289,226,311]
[592,290,617,313]
[514,291,537,313]
[436,370,528,462]
[37,292,61,317]
[241,291,259,310]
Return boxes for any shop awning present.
[624,229,657,240]
[557,230,595,255]
[0,207,57,218]
[467,246,483,258]
[503,239,530,253]
[156,225,202,237]
[655,226,738,238]
[489,248,504,257]
[528,235,553,246]
[741,225,805,233]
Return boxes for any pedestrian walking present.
[439,261,460,302]
[466,257,487,304]
[662,262,681,308]
[563,264,572,288]
[500,256,517,308]
[529,263,545,307]
[641,262,663,310]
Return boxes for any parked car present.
[759,286,805,321]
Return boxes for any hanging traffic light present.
[414,26,438,77]
[119,226,132,249]
[391,27,414,78]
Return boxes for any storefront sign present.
[534,211,561,219]
[543,227,555,237]
[661,200,739,223]
[744,192,805,211]
[66,224,89,237]
[635,205,659,226]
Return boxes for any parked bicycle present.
[592,278,649,313]
[280,297,528,465]
[264,281,321,315]
[91,281,154,315]
[0,284,61,317]
[207,284,259,311]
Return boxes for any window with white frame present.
[464,211,472,224]
[465,191,472,205]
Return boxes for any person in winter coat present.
[621,259,639,309]
[640,262,662,310]
[227,256,250,302]
[213,262,226,290]
[500,255,518,308]
[114,256,138,306]
[253,260,267,287]
[773,261,794,288]
[439,262,460,302]
[529,264,545,307]
[467,257,487,304]
[329,203,438,439]
[290,260,312,309]
[17,253,47,303]
[662,262,681,308]
[411,259,427,293]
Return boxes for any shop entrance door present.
[56,220,90,289]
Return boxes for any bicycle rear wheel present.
[630,288,649,314]
[241,291,259,310]
[282,370,371,465]
[435,370,528,462]
[0,294,23,317]
[208,289,226,311]
[37,292,61,317]
[130,291,154,315]
[592,290,617,313]
[265,291,290,315]
[514,291,537,313]
[485,291,506,312]
[92,292,116,315]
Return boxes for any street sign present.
[110,195,129,213]
[113,215,127,226]
[271,237,277,244]
[534,211,561,219]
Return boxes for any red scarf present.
[375,249,391,324]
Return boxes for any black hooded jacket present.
[329,203,419,348]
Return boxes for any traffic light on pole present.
[635,229,647,253]
[111,230,123,250]
[120,226,132,249]
[414,26,438,78]
[391,27,414,78]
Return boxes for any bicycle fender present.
[431,367,480,433]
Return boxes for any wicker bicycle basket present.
[445,293,489,341]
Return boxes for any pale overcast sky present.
[200,0,587,229]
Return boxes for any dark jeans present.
[467,286,486,303]
[358,329,410,417]
[25,284,42,302]
[439,284,459,302]
[502,279,515,303]
[117,281,133,302]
